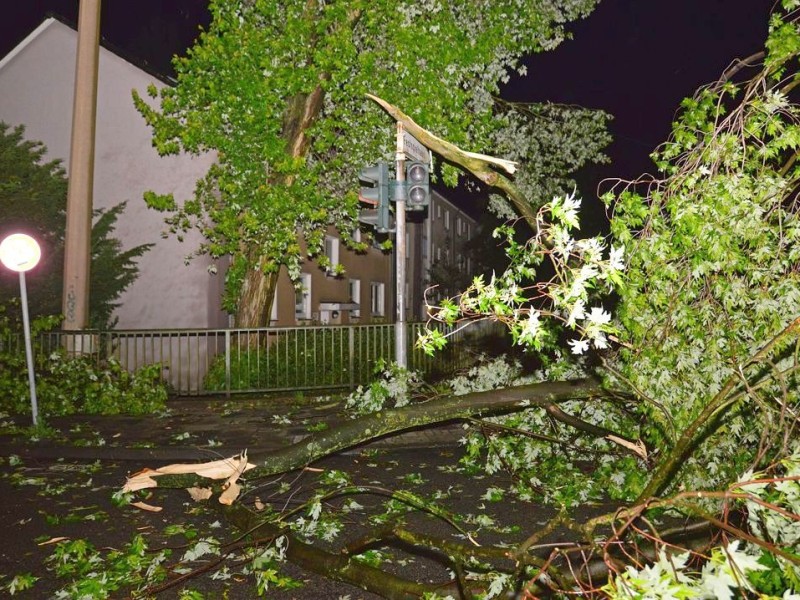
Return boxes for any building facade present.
[0,18,475,333]
[406,190,476,321]
[270,227,393,327]
[0,18,224,330]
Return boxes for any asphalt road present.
[0,396,604,599]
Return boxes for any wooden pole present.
[63,0,101,337]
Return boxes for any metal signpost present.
[394,124,408,368]
[358,124,431,368]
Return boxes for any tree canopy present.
[134,0,610,327]
[116,5,800,598]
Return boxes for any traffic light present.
[358,162,389,206]
[358,162,394,233]
[405,161,429,210]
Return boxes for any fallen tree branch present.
[123,378,606,496]
[224,503,454,599]
[635,316,800,501]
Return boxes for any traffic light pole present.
[394,123,407,368]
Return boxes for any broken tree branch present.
[366,94,538,228]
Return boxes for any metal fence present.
[8,322,495,396]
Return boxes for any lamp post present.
[0,233,42,426]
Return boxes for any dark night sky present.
[503,0,774,187]
[1,1,776,198]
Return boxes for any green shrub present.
[1,351,167,418]
[205,327,393,391]
[0,307,167,417]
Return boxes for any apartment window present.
[270,295,278,323]
[370,282,385,316]
[456,217,462,236]
[324,235,339,272]
[444,210,450,230]
[295,273,311,320]
[436,204,442,220]
[349,279,361,318]
[436,246,442,262]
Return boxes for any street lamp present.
[0,233,42,426]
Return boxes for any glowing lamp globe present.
[0,234,41,273]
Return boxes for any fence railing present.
[8,322,497,396]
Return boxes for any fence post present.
[349,326,355,387]
[225,329,231,398]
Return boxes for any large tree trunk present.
[234,85,326,328]
[235,258,278,328]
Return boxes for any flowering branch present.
[419,192,624,358]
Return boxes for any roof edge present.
[0,14,176,87]
[0,17,58,72]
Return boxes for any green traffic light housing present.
[358,162,389,206]
[405,161,429,210]
[358,162,393,233]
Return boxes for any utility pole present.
[63,0,101,339]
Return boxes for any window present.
[444,210,450,230]
[436,204,442,220]
[456,217,462,236]
[295,273,311,320]
[370,282,385,316]
[270,295,278,323]
[349,279,361,318]
[324,235,339,272]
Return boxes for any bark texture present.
[235,84,327,328]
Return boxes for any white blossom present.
[566,298,586,327]
[592,331,609,349]
[587,306,611,325]
[608,245,624,271]
[552,225,575,257]
[568,338,589,355]
[518,310,541,345]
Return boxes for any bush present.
[204,327,394,391]
[1,351,167,418]
[0,307,168,417]
[203,325,468,392]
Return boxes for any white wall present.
[0,19,224,329]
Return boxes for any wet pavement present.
[2,394,465,462]
[0,395,519,600]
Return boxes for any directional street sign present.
[400,129,430,163]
